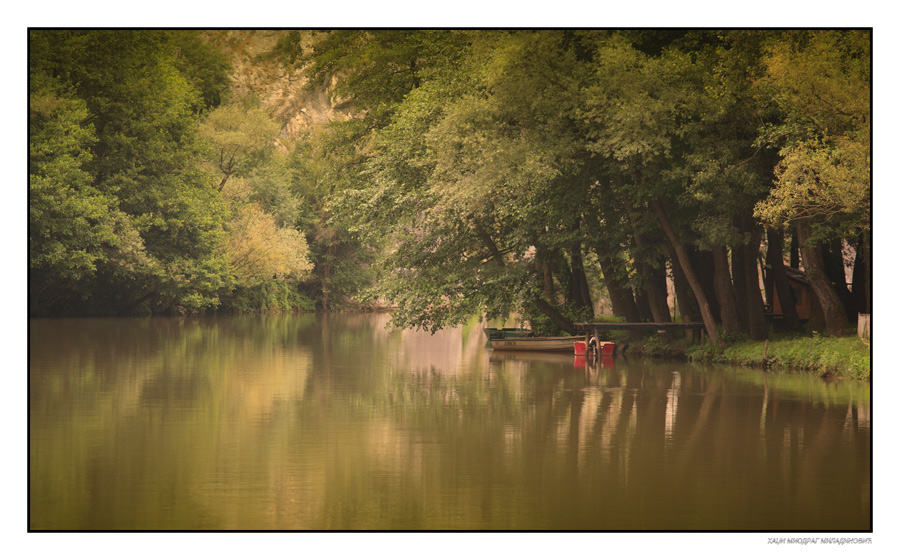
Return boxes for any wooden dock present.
[573,321,708,344]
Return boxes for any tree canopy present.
[30,29,871,338]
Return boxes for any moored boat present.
[490,336,583,352]
[483,327,533,340]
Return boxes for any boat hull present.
[489,336,582,352]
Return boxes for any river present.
[28,313,871,530]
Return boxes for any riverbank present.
[621,332,871,381]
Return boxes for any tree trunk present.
[691,249,720,322]
[789,226,800,269]
[642,261,671,324]
[531,297,576,334]
[651,199,718,344]
[541,259,556,303]
[636,284,653,323]
[851,233,870,314]
[731,242,749,332]
[666,245,698,323]
[579,268,594,316]
[796,220,849,337]
[712,245,741,334]
[321,243,334,310]
[864,231,871,315]
[806,285,827,333]
[536,246,557,303]
[823,239,856,321]
[743,225,768,340]
[624,200,671,322]
[765,226,800,331]
[598,254,641,322]
[568,243,593,315]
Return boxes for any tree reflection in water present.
[30,314,870,530]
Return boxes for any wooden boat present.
[490,336,583,352]
[483,327,533,340]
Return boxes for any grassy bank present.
[617,332,871,381]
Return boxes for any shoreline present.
[618,333,871,381]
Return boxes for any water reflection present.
[665,371,681,445]
[30,314,871,530]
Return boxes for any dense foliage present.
[29,30,314,315]
[297,29,871,339]
[30,30,870,338]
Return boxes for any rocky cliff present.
[202,30,349,142]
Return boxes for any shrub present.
[223,280,316,313]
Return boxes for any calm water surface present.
[29,314,871,530]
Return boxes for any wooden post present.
[858,313,871,341]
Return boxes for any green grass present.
[684,332,871,380]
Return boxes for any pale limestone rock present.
[201,30,352,144]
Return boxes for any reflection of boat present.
[574,355,616,368]
[490,351,577,364]
[483,327,533,340]
[490,336,582,352]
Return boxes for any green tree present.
[289,126,377,309]
[197,96,317,311]
[170,30,234,111]
[224,203,312,284]
[753,30,870,337]
[754,30,870,233]
[198,99,282,191]
[358,31,606,333]
[662,30,781,339]
[29,30,233,315]
[295,30,473,313]
[28,83,123,314]
[577,33,723,342]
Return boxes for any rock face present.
[202,30,350,142]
